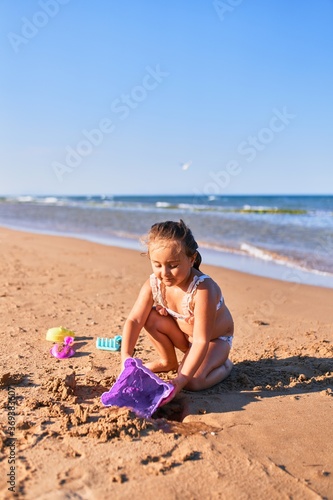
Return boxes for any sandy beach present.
[0,226,332,500]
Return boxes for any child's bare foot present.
[145,359,178,373]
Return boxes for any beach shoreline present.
[1,194,333,286]
[1,220,333,290]
[0,226,332,499]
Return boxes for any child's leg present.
[183,339,233,391]
[144,308,189,372]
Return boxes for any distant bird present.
[181,160,192,171]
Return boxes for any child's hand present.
[158,373,189,407]
[158,385,176,407]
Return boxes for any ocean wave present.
[197,239,333,277]
[240,243,333,277]
[16,196,35,203]
[42,197,59,204]
[241,243,278,262]
[155,202,174,208]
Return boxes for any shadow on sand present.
[154,355,332,422]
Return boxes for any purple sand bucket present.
[101,358,174,418]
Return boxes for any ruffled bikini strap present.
[182,274,210,314]
[150,273,163,306]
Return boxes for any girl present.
[121,219,234,404]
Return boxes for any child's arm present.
[170,284,218,394]
[121,279,154,367]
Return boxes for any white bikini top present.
[150,273,224,321]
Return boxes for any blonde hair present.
[145,219,202,270]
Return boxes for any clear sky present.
[1,0,332,196]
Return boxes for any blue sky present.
[1,0,332,196]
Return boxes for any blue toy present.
[96,335,122,351]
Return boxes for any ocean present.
[1,194,333,288]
